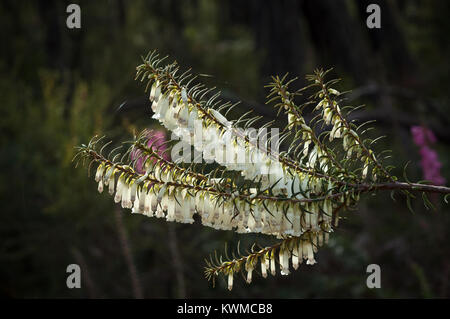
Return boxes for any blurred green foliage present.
[0,0,449,298]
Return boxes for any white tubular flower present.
[228,272,234,291]
[279,246,290,276]
[121,183,130,208]
[155,204,165,218]
[195,193,206,217]
[177,103,189,125]
[114,175,124,203]
[288,112,296,127]
[305,240,316,265]
[181,190,194,224]
[152,94,169,120]
[292,241,299,270]
[284,205,294,235]
[245,259,254,284]
[335,127,343,139]
[138,187,146,212]
[324,107,332,125]
[126,189,134,209]
[132,196,140,214]
[362,157,370,179]
[329,116,343,141]
[315,99,326,111]
[97,180,104,193]
[246,269,253,284]
[150,191,158,214]
[103,166,113,186]
[270,250,276,276]
[261,254,268,278]
[163,104,178,132]
[144,191,153,217]
[156,183,167,204]
[114,178,128,202]
[149,81,161,102]
[149,83,157,101]
[328,88,340,96]
[95,163,105,183]
[129,181,138,203]
[181,87,188,104]
[166,194,176,222]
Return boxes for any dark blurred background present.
[1,0,450,298]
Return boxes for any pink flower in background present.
[411,126,436,145]
[131,130,169,174]
[411,125,445,185]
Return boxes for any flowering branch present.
[74,50,449,291]
[205,233,327,290]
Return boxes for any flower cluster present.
[89,138,337,239]
[145,70,296,196]
[411,126,445,186]
[75,52,405,291]
[206,234,327,290]
[306,71,392,182]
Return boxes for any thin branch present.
[114,206,144,299]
